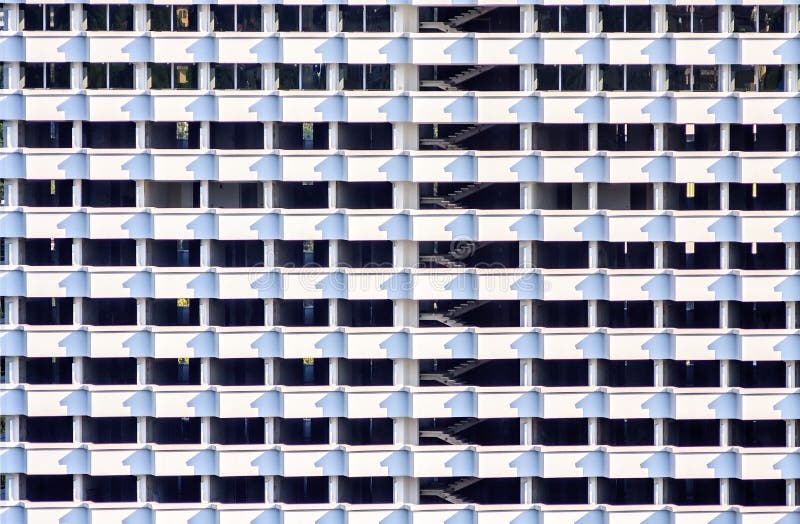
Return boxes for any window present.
[537,6,586,33]
[666,6,718,32]
[22,63,71,89]
[213,64,262,90]
[149,64,198,89]
[600,6,651,32]
[277,64,327,90]
[211,5,261,32]
[86,63,134,89]
[148,5,197,31]
[276,5,326,32]
[601,65,651,91]
[23,4,70,31]
[86,5,134,31]
[536,65,586,91]
[732,5,784,33]
[732,65,784,92]
[340,64,390,90]
[341,5,391,32]
[667,65,718,91]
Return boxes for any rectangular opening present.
[86,5,134,31]
[22,297,73,325]
[209,299,265,327]
[82,298,137,326]
[84,357,137,384]
[211,418,265,444]
[147,298,200,326]
[599,242,654,269]
[275,358,329,386]
[21,238,72,265]
[150,418,201,444]
[82,417,137,443]
[85,476,137,502]
[212,477,265,503]
[275,418,329,444]
[339,418,394,445]
[82,180,136,206]
[19,121,73,148]
[151,476,201,502]
[598,418,654,446]
[24,416,73,442]
[151,357,201,385]
[83,239,137,266]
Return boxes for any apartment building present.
[1,1,800,522]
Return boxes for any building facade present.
[1,2,800,523]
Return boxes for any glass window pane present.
[732,65,754,91]
[626,6,651,32]
[174,64,197,89]
[341,64,364,90]
[537,6,559,32]
[666,6,690,32]
[174,6,197,31]
[149,63,171,89]
[758,65,783,91]
[693,6,718,32]
[536,65,559,90]
[238,6,261,31]
[109,5,133,31]
[278,64,299,89]
[561,6,586,32]
[693,66,718,92]
[732,6,756,32]
[301,64,326,89]
[87,63,107,88]
[600,6,623,32]
[600,65,624,91]
[48,63,71,89]
[667,65,691,91]
[45,5,70,30]
[149,6,171,31]
[23,63,45,88]
[627,65,651,91]
[86,5,107,31]
[109,63,134,89]
[237,64,261,90]
[24,5,44,31]
[759,6,784,33]
[365,64,390,90]
[301,6,326,31]
[211,5,235,31]
[341,6,363,32]
[365,6,390,31]
[214,64,235,89]
[561,65,586,91]
[276,5,299,31]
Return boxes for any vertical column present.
[719,5,732,33]
[392,5,418,92]
[587,118,599,507]
[325,4,342,92]
[392,163,419,503]
[718,163,731,503]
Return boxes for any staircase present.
[420,359,487,386]
[421,183,492,209]
[419,300,487,327]
[418,254,466,268]
[420,65,496,91]
[420,6,497,32]
[421,477,480,503]
[420,124,495,151]
[420,418,482,445]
